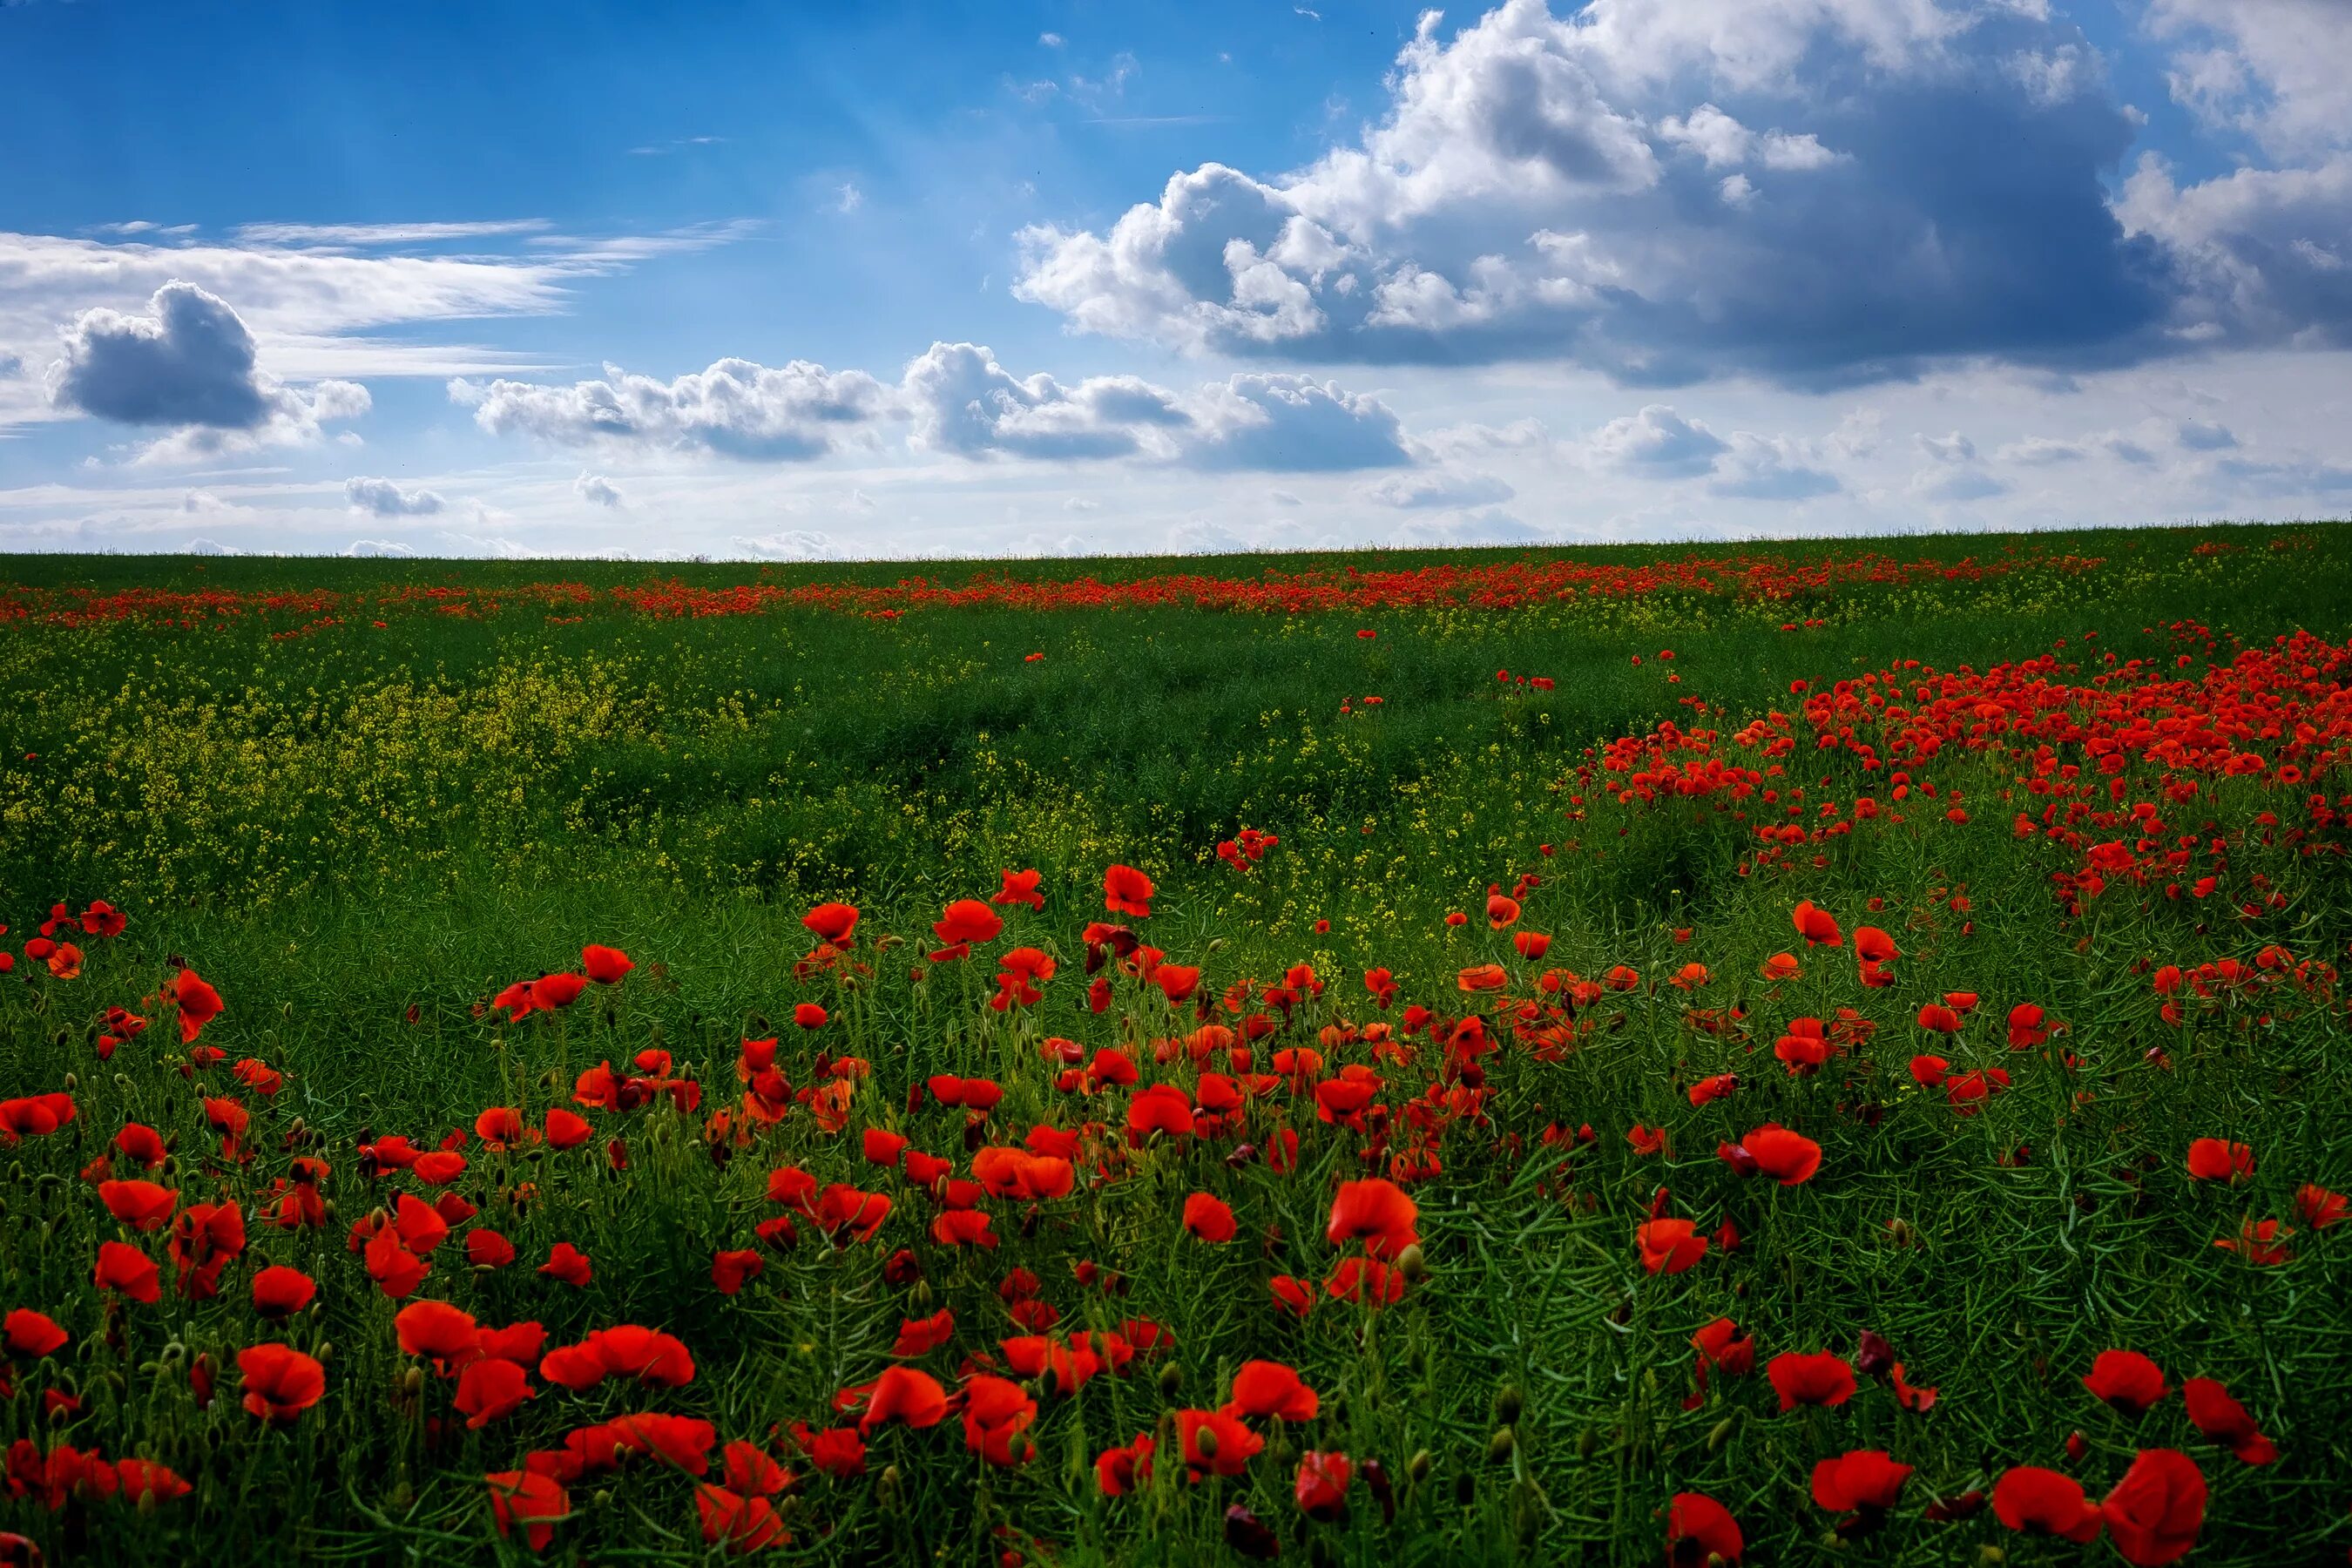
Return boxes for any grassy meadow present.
[0,523,2348,1564]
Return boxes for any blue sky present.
[2,0,2348,558]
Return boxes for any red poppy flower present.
[932,898,1004,948]
[2100,1450,2205,1567]
[2081,1349,2167,1415]
[486,1470,570,1552]
[2295,1182,2347,1230]
[1811,1450,1912,1513]
[1326,1179,1419,1259]
[237,1343,325,1423]
[1227,1361,1319,1423]
[852,1366,950,1435]
[396,1300,481,1368]
[544,1109,593,1150]
[3,1309,65,1360]
[1151,963,1202,1004]
[2213,1216,2294,1264]
[172,970,224,1044]
[697,1484,788,1553]
[112,1123,168,1169]
[1270,1276,1315,1319]
[2184,1139,2253,1183]
[455,1358,536,1429]
[1295,1450,1352,1519]
[530,973,586,1010]
[1666,1492,1742,1565]
[1767,1351,1856,1410]
[2181,1377,2275,1464]
[2007,1003,2049,1048]
[1638,1219,1708,1275]
[96,1240,162,1304]
[538,1243,593,1288]
[1916,1002,1963,1034]
[609,1411,719,1475]
[1792,900,1843,947]
[712,1249,766,1295]
[1184,1193,1238,1243]
[98,1178,179,1231]
[467,1228,517,1268]
[581,945,634,983]
[990,868,1045,909]
[1103,864,1155,917]
[801,902,860,947]
[1177,1409,1264,1478]
[794,1424,867,1478]
[114,1456,188,1504]
[1097,1434,1155,1496]
[1741,1125,1821,1185]
[250,1264,315,1319]
[395,1193,449,1253]
[1992,1466,2102,1542]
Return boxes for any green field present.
[1,523,2348,1564]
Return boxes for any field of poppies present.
[1,524,2349,1565]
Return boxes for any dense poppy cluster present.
[0,545,2114,628]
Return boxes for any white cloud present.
[1584,403,1726,476]
[573,471,624,507]
[733,529,841,559]
[1359,469,1516,508]
[1708,431,1838,497]
[453,358,889,460]
[1011,0,2196,382]
[43,282,371,463]
[344,476,445,517]
[342,537,417,557]
[2146,0,2352,159]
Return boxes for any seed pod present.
[1707,1416,1737,1453]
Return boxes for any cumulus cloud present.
[452,358,889,460]
[464,341,1411,473]
[902,341,1187,460]
[1013,0,2194,383]
[44,282,370,461]
[344,476,445,517]
[1360,469,1516,508]
[573,472,625,507]
[341,538,417,558]
[1583,404,1727,476]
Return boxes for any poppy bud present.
[1225,1143,1257,1169]
[1575,1429,1595,1459]
[1977,1551,2005,1567]
[1855,1329,1896,1376]
[1195,1425,1220,1460]
[1158,1362,1183,1399]
[875,1465,901,1511]
[910,1277,933,1310]
[1454,1470,1476,1507]
[2064,1430,2087,1462]
[1396,1243,1428,1283]
[403,1366,425,1396]
[1485,1428,1515,1463]
[1493,1384,1522,1424]
[314,1342,331,1363]
[61,1072,76,1092]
